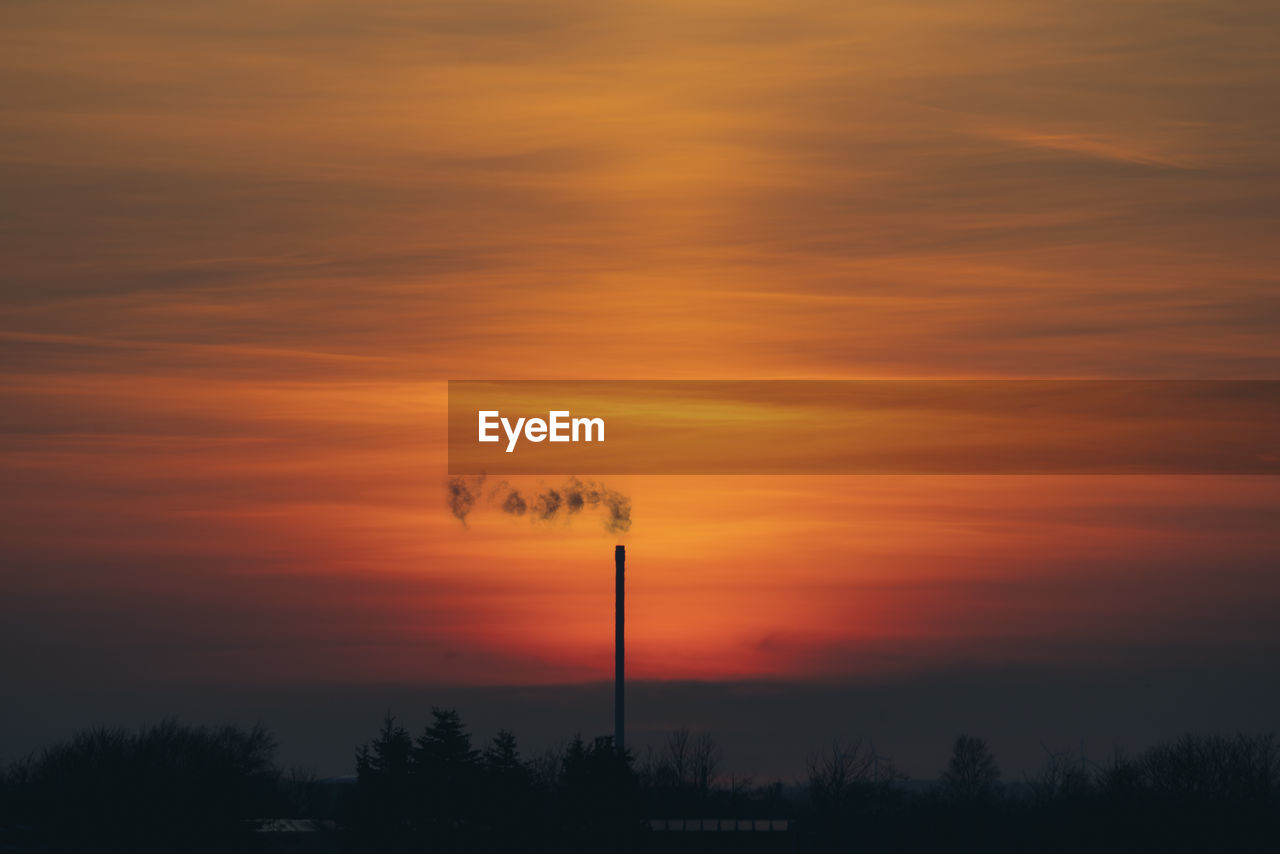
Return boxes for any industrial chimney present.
[614,544,625,756]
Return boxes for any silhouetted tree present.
[356,715,413,779]
[32,706,1267,854]
[1131,732,1279,851]
[691,731,722,794]
[480,729,535,849]
[1027,744,1093,805]
[941,735,1001,803]
[528,741,565,791]
[412,707,481,851]
[414,708,479,770]
[807,738,898,810]
[1,719,278,853]
[1140,732,1278,805]
[558,735,640,852]
[664,727,692,790]
[352,714,415,851]
[656,728,722,798]
[806,738,899,850]
[483,729,522,774]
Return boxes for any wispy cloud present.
[1,0,1277,693]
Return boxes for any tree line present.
[1,713,1277,852]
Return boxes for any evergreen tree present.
[353,714,415,851]
[414,708,479,770]
[483,729,523,775]
[412,708,481,850]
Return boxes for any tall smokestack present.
[614,544,625,756]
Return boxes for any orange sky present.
[2,0,1279,708]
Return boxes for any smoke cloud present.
[446,475,483,528]
[446,476,631,533]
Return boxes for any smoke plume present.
[446,474,483,528]
[446,476,631,533]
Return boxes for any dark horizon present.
[6,660,1276,782]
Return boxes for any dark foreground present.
[2,715,1277,852]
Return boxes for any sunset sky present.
[2,0,1278,777]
